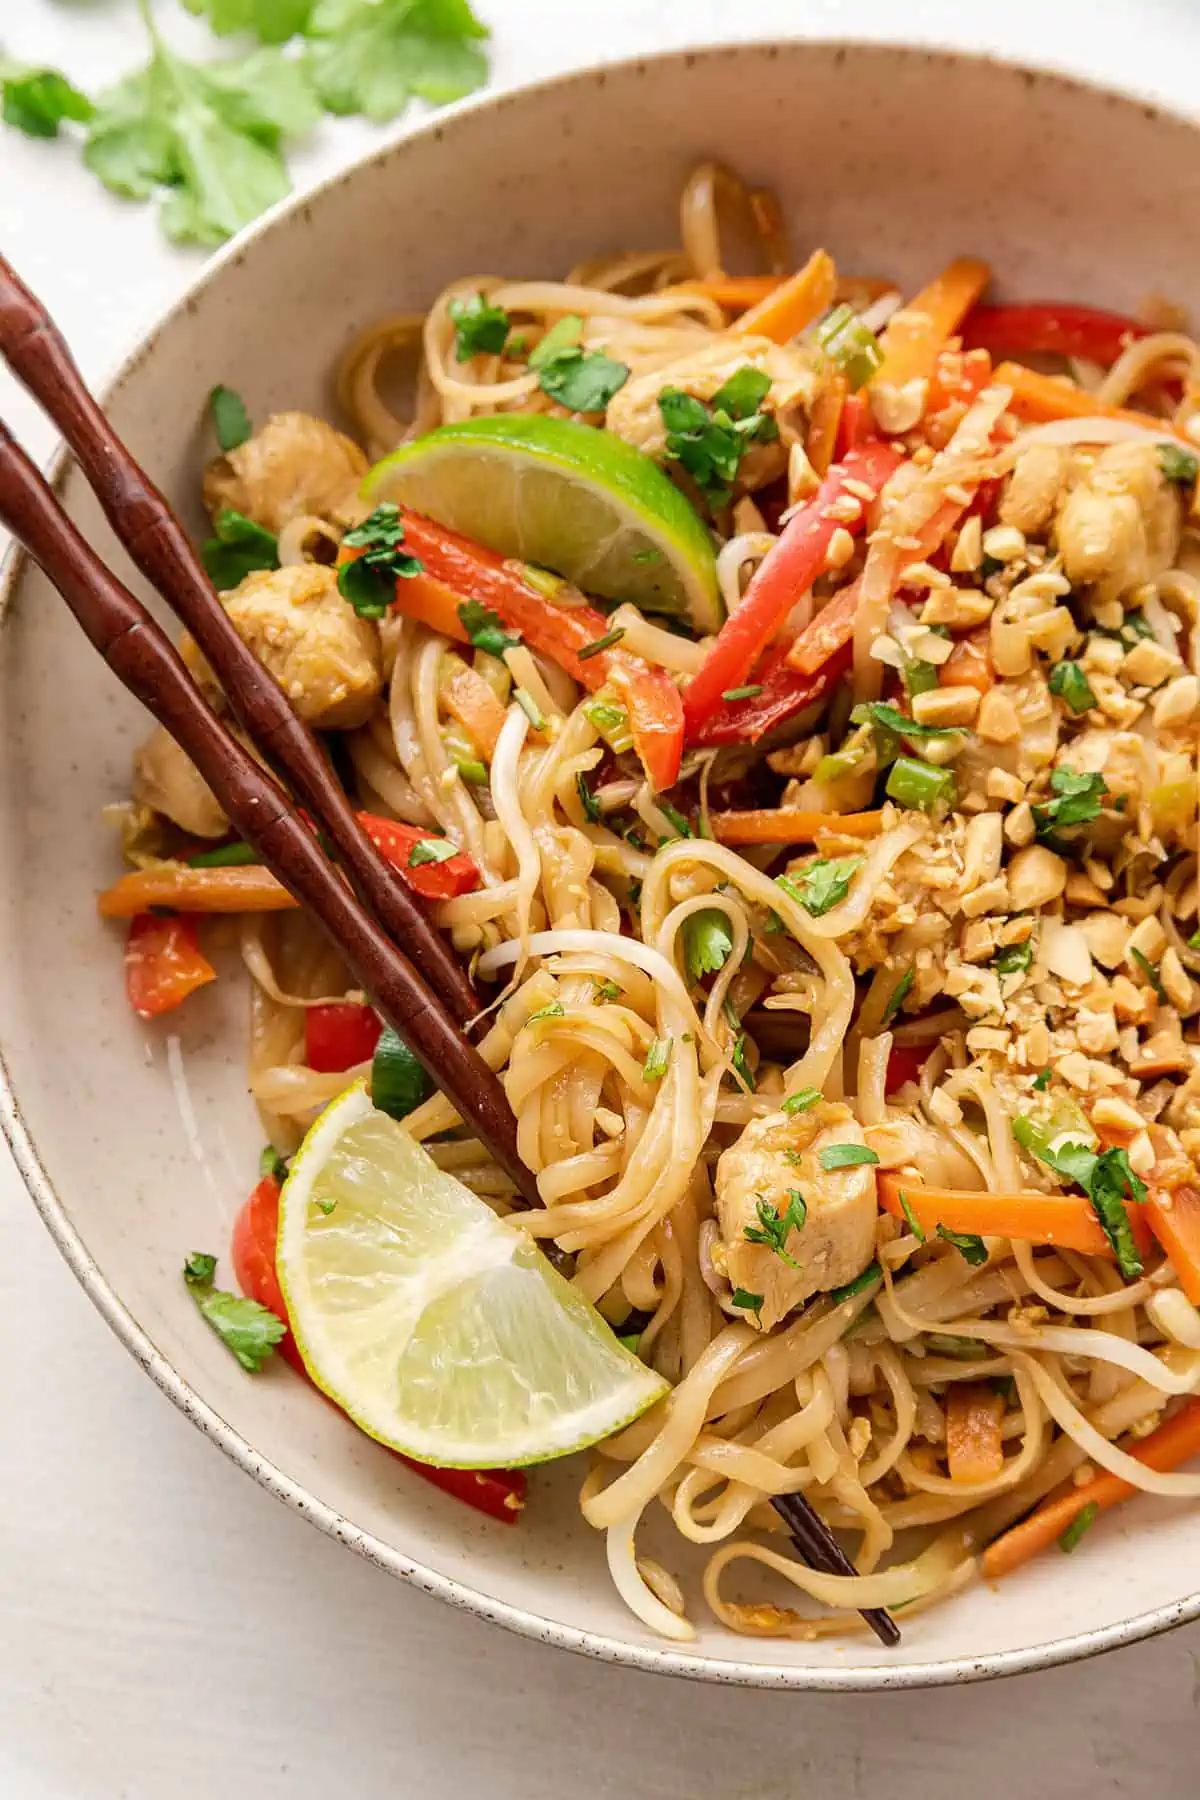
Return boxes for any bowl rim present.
[3,32,1198,1691]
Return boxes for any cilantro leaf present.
[183,1252,285,1371]
[1131,947,1167,1003]
[538,349,630,413]
[744,1192,807,1266]
[448,291,510,361]
[850,700,963,763]
[260,1145,289,1182]
[682,908,734,982]
[1012,1119,1147,1279]
[936,1224,989,1266]
[528,315,584,369]
[306,0,490,123]
[730,1287,764,1323]
[182,0,316,41]
[1049,661,1097,715]
[658,368,779,507]
[338,502,423,616]
[1160,444,1199,487]
[1033,766,1108,845]
[1,62,93,139]
[575,772,601,824]
[83,32,320,247]
[819,1143,880,1170]
[781,1088,821,1115]
[731,1032,756,1093]
[202,509,280,589]
[830,1262,882,1305]
[209,385,252,453]
[458,598,520,656]
[778,855,863,918]
[898,1190,926,1243]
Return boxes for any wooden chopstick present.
[0,253,477,1027]
[771,1494,901,1647]
[0,417,540,1211]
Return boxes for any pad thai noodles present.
[98,161,1200,1644]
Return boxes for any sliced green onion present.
[781,1087,821,1115]
[1058,1502,1100,1554]
[643,1036,672,1081]
[819,1143,880,1170]
[886,756,956,815]
[721,684,764,703]
[582,692,633,753]
[577,627,626,661]
[903,658,939,698]
[830,1261,882,1305]
[514,687,546,730]
[815,303,883,391]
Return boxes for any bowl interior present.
[3,41,1199,1687]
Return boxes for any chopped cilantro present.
[183,1251,218,1286]
[458,598,520,657]
[1160,444,1199,486]
[1033,1069,1052,1091]
[594,979,622,1002]
[1131,947,1167,1003]
[898,1190,926,1243]
[1013,1119,1147,1279]
[643,1036,672,1081]
[202,509,279,590]
[536,333,630,412]
[819,1143,880,1171]
[657,799,694,839]
[1049,660,1097,714]
[743,1192,807,1266]
[730,1287,764,1323]
[778,855,863,918]
[830,1262,882,1305]
[448,291,510,361]
[1033,766,1109,845]
[575,773,602,823]
[682,909,734,982]
[731,1033,756,1092]
[209,384,251,452]
[936,1225,988,1266]
[781,1088,821,1115]
[658,366,779,507]
[338,503,423,617]
[183,1252,284,1371]
[528,1002,565,1022]
[259,1145,289,1182]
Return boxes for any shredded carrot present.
[439,657,507,757]
[785,581,862,676]
[708,808,884,846]
[992,361,1194,442]
[1146,1181,1200,1306]
[938,629,994,696]
[946,1384,1005,1485]
[732,248,837,344]
[806,373,847,476]
[878,1173,1155,1261]
[98,865,296,919]
[677,274,892,314]
[981,1397,1200,1580]
[872,258,991,392]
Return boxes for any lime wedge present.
[276,1084,667,1467]
[363,414,722,634]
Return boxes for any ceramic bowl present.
[3,40,1199,1690]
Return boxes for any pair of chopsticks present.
[0,253,897,1648]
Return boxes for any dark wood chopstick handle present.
[0,420,539,1208]
[0,253,478,1026]
[771,1494,900,1646]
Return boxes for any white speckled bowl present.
[3,41,1199,1689]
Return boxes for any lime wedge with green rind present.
[276,1084,668,1468]
[362,413,722,634]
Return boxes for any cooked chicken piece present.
[204,412,369,535]
[999,442,1068,536]
[714,1101,877,1331]
[605,335,817,491]
[214,563,383,730]
[1055,441,1183,600]
[132,726,228,839]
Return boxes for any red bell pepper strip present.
[689,639,852,746]
[833,393,876,460]
[305,1002,384,1074]
[961,303,1149,367]
[124,911,216,1019]
[356,813,480,901]
[885,1041,935,1094]
[381,511,684,790]
[926,347,993,415]
[681,441,904,736]
[231,1176,527,1523]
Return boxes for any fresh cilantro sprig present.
[658,366,778,508]
[457,598,521,657]
[0,59,93,138]
[184,1251,285,1371]
[937,1224,988,1266]
[1049,661,1097,715]
[337,502,423,617]
[744,1193,807,1266]
[1013,1118,1148,1278]
[202,509,280,590]
[1032,766,1109,848]
[182,0,317,40]
[776,855,863,919]
[306,0,490,124]
[682,909,733,983]
[448,291,510,361]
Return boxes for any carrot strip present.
[938,629,994,696]
[1146,1181,1200,1306]
[981,1398,1200,1580]
[100,865,295,918]
[678,274,892,313]
[439,657,507,757]
[872,258,991,392]
[992,361,1193,442]
[709,808,884,846]
[806,373,847,476]
[732,249,837,344]
[878,1173,1154,1261]
[946,1384,1005,1485]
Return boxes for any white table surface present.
[5,2,1200,1794]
